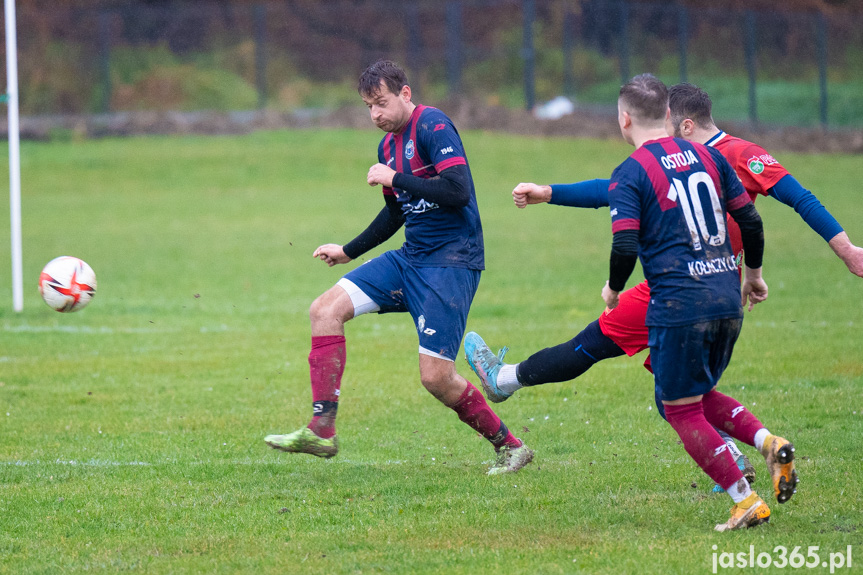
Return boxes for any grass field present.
[0,129,861,574]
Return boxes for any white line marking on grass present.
[1,458,411,468]
[3,323,180,334]
[2,459,151,467]
[189,458,410,467]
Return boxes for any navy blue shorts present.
[339,250,481,361]
[649,318,743,402]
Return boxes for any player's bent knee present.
[308,294,332,323]
[309,287,354,326]
[419,356,464,405]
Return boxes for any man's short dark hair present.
[669,83,715,129]
[618,73,668,122]
[358,59,409,98]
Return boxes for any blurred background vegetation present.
[1,0,862,127]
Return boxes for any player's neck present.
[632,127,670,149]
[392,103,417,134]
[690,125,722,145]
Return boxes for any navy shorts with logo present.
[342,249,480,361]
[649,317,743,402]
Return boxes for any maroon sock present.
[701,389,764,447]
[664,401,743,490]
[306,335,346,439]
[452,382,520,449]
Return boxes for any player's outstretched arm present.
[769,174,863,277]
[513,179,611,210]
[741,266,768,311]
[512,183,552,208]
[313,244,351,267]
[828,232,863,278]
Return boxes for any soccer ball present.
[38,256,97,312]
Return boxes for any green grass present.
[0,129,861,574]
[565,76,863,128]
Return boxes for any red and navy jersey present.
[707,131,789,258]
[608,136,752,327]
[378,105,484,270]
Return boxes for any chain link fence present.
[2,0,862,127]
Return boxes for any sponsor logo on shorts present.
[417,315,436,336]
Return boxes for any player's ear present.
[400,84,412,103]
[621,110,632,130]
[683,119,694,136]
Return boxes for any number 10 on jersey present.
[667,172,727,251]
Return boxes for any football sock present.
[496,364,521,394]
[664,401,744,495]
[701,390,765,447]
[452,382,521,449]
[724,476,754,504]
[716,428,733,443]
[307,335,346,439]
[753,428,771,452]
[516,320,625,386]
[716,429,743,459]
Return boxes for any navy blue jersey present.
[608,137,752,327]
[377,106,484,270]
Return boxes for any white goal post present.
[5,0,22,312]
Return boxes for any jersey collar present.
[705,130,727,148]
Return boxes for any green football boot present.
[265,426,339,458]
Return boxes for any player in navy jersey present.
[264,60,533,475]
[602,74,794,531]
[466,81,858,495]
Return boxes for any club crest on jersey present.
[405,139,416,159]
[748,156,765,174]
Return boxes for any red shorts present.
[598,280,651,370]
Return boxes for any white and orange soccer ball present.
[38,256,97,312]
